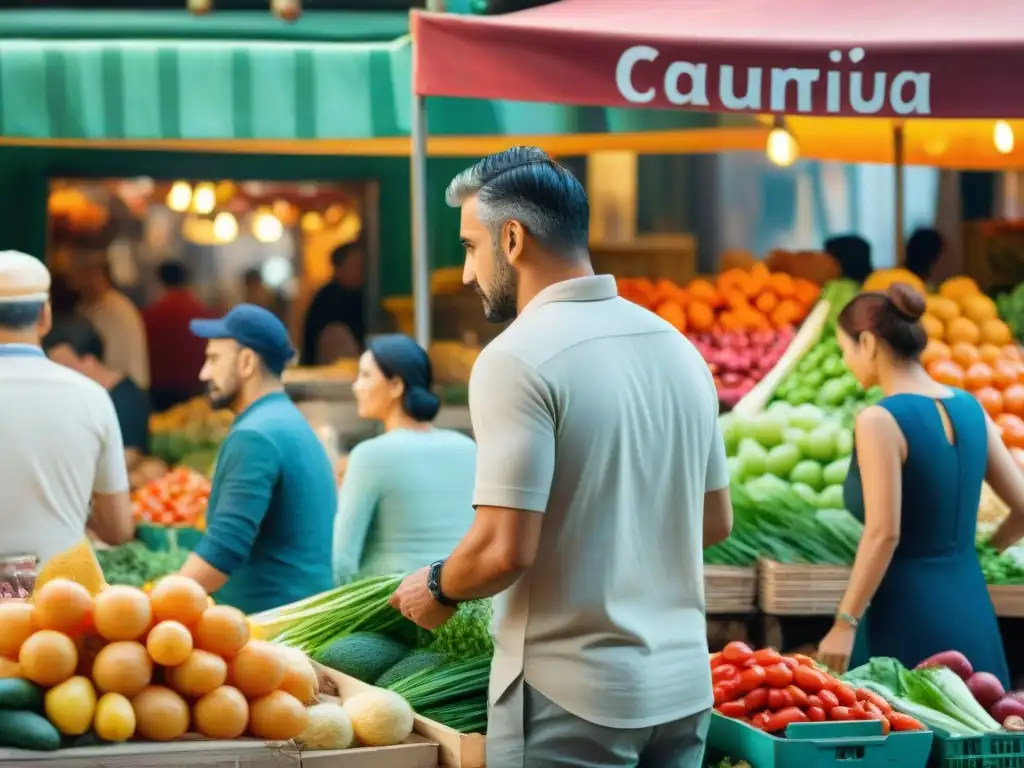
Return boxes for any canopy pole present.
[893,124,906,266]
[410,92,431,348]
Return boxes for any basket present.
[704,565,757,614]
[706,712,933,768]
[135,524,204,553]
[988,585,1024,618]
[758,558,851,616]
[929,729,1024,768]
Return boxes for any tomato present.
[889,713,924,732]
[818,690,840,710]
[806,694,823,709]
[1004,383,1024,418]
[779,656,800,671]
[785,685,809,708]
[829,706,856,721]
[767,688,791,711]
[851,702,871,720]
[709,652,724,669]
[714,683,738,706]
[744,687,769,711]
[790,654,817,668]
[762,707,808,733]
[807,706,826,722]
[750,710,772,731]
[833,684,858,707]
[863,702,885,720]
[976,386,1005,418]
[753,648,784,667]
[879,716,891,735]
[764,663,794,688]
[858,690,892,714]
[712,664,739,683]
[793,666,829,693]
[929,359,965,388]
[737,666,768,694]
[722,641,755,665]
[718,700,747,719]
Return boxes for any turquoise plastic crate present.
[929,730,1024,768]
[136,523,204,553]
[706,712,933,768]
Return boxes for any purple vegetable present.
[1012,691,1024,706]
[967,672,1007,712]
[992,696,1024,725]
[917,650,974,681]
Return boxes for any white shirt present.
[0,345,129,566]
[78,289,150,389]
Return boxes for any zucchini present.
[0,679,44,713]
[0,710,62,751]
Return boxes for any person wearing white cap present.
[0,251,135,568]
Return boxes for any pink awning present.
[412,0,1024,118]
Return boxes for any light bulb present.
[192,182,216,215]
[766,127,799,167]
[213,212,238,243]
[167,181,192,213]
[253,212,284,243]
[994,121,1015,155]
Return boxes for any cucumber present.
[0,710,62,751]
[0,679,44,713]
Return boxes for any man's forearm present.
[440,539,524,601]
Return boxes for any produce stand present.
[758,559,852,617]
[931,727,1024,767]
[989,586,1024,619]
[316,664,484,768]
[705,565,757,615]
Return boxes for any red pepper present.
[736,666,768,694]
[712,664,739,684]
[718,700,747,719]
[764,663,794,688]
[807,706,826,722]
[753,648,783,667]
[722,641,755,665]
[785,685,809,708]
[744,687,769,711]
[793,666,830,694]
[762,706,808,733]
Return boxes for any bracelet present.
[835,611,860,628]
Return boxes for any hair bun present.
[404,386,441,423]
[887,282,927,322]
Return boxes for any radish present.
[966,672,1006,712]
[992,696,1024,724]
[917,651,973,681]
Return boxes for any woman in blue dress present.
[816,283,1024,686]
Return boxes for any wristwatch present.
[427,560,459,608]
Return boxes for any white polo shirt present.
[0,344,129,565]
[470,275,728,729]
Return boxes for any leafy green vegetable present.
[96,542,188,587]
[977,542,1024,585]
[427,600,493,660]
[917,666,1001,732]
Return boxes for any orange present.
[93,586,152,642]
[928,359,965,388]
[92,641,153,697]
[655,300,686,332]
[959,294,999,325]
[974,387,1003,418]
[993,359,1024,390]
[982,319,1013,347]
[964,362,993,391]
[165,649,228,699]
[33,579,93,636]
[193,605,249,660]
[193,686,249,739]
[132,686,189,741]
[277,647,317,705]
[686,301,715,332]
[146,621,193,667]
[19,630,78,687]
[979,343,1004,365]
[248,690,308,741]
[945,317,981,346]
[950,342,981,370]
[920,340,952,367]
[996,413,1024,449]
[920,314,945,340]
[925,296,961,323]
[227,641,286,698]
[0,601,36,658]
[149,576,208,627]
[1003,383,1024,419]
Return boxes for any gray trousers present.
[486,677,711,768]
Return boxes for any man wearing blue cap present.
[178,304,336,614]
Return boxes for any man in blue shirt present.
[180,304,336,614]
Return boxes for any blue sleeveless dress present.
[844,389,1010,687]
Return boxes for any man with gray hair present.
[0,251,134,569]
[390,148,734,766]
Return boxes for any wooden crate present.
[704,565,757,615]
[757,559,851,616]
[319,663,486,768]
[989,585,1024,617]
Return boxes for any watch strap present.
[428,560,459,608]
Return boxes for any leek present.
[916,666,1001,732]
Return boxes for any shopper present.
[180,304,336,614]
[334,334,475,585]
[817,283,1021,686]
[143,260,214,412]
[825,234,874,284]
[905,227,943,286]
[389,148,734,766]
[44,316,151,460]
[301,240,366,366]
[70,251,150,389]
[0,251,134,566]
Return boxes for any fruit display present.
[0,575,418,754]
[691,327,795,408]
[132,468,211,529]
[149,397,232,467]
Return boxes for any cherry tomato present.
[807,706,826,722]
[889,713,924,732]
[768,688,792,710]
[709,652,725,669]
[718,701,747,719]
[851,702,871,720]
[806,694,823,709]
[793,666,829,693]
[785,685,809,708]
[879,717,891,735]
[744,687,769,711]
[722,641,755,665]
[762,706,808,733]
[753,648,784,666]
[764,663,794,688]
[737,666,768,694]
[790,654,817,668]
[858,690,892,714]
[751,710,772,731]
[833,684,858,707]
[863,702,885,719]
[714,683,737,706]
[779,656,800,671]
[818,690,840,710]
[829,706,856,721]
[712,664,739,684]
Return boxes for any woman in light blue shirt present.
[333,334,476,584]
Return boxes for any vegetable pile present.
[692,327,795,409]
[712,642,925,734]
[131,468,210,529]
[95,542,188,588]
[976,542,1024,585]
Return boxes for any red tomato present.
[833,684,858,707]
[929,359,965,388]
[753,648,784,667]
[785,685,810,708]
[829,706,856,721]
[793,666,829,693]
[744,688,769,711]
[709,652,724,669]
[790,654,817,668]
[807,706,827,722]
[718,700,747,719]
[764,663,794,688]
[806,694,823,709]
[737,666,768,694]
[818,690,840,710]
[858,690,892,714]
[779,656,800,671]
[712,664,739,684]
[889,713,924,732]
[762,707,808,733]
[722,641,755,665]
[975,386,1004,418]
[965,362,994,391]
[767,688,790,711]
[993,359,1024,389]
[863,702,886,720]
[714,683,737,706]
[750,710,772,731]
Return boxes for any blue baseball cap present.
[190,304,295,375]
